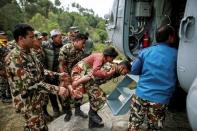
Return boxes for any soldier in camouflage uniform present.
[59,33,88,122]
[32,31,53,122]
[5,24,68,131]
[71,47,119,128]
[32,31,45,64]
[0,31,12,103]
[71,59,131,128]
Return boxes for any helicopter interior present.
[128,0,187,57]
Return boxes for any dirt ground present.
[0,102,24,131]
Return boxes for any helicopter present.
[105,0,197,130]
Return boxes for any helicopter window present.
[107,0,119,29]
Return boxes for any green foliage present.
[58,12,73,32]
[29,13,48,31]
[0,0,12,8]
[72,14,89,32]
[1,0,110,45]
[55,0,61,6]
[95,29,108,43]
[91,31,100,43]
[0,3,23,31]
[96,20,106,30]
[93,43,108,52]
[84,15,98,28]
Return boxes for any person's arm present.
[59,60,65,73]
[72,75,92,87]
[6,55,66,96]
[91,58,115,78]
[58,45,68,73]
[131,56,143,75]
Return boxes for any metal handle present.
[179,16,195,41]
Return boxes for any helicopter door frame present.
[107,0,120,30]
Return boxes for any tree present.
[84,15,98,28]
[95,29,108,43]
[72,13,89,33]
[96,20,106,30]
[28,13,48,31]
[0,0,12,8]
[0,3,23,31]
[55,0,61,6]
[57,12,73,32]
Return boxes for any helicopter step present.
[107,74,139,116]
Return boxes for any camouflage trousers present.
[12,95,48,131]
[71,61,106,111]
[128,94,168,131]
[0,76,11,98]
[86,84,106,112]
[23,112,48,131]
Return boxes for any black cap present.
[41,32,48,36]
[75,33,88,41]
[103,47,118,58]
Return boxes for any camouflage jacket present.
[85,63,120,87]
[31,48,45,65]
[7,40,16,50]
[0,44,9,70]
[5,45,60,113]
[59,43,85,74]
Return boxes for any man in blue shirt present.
[128,25,177,131]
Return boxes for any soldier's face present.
[118,65,129,75]
[23,31,35,48]
[75,39,85,50]
[33,38,42,49]
[53,34,62,45]
[106,56,114,63]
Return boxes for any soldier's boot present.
[42,105,53,122]
[88,108,104,128]
[53,110,61,118]
[64,110,72,122]
[0,92,2,100]
[39,124,48,131]
[1,94,12,103]
[95,111,103,122]
[49,93,61,118]
[75,106,88,118]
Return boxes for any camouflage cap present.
[34,31,43,39]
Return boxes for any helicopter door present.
[177,0,197,130]
[177,0,197,92]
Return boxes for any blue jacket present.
[132,43,177,104]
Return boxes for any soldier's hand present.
[58,86,69,97]
[67,85,83,99]
[59,72,70,80]
[71,89,83,99]
[72,81,80,87]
